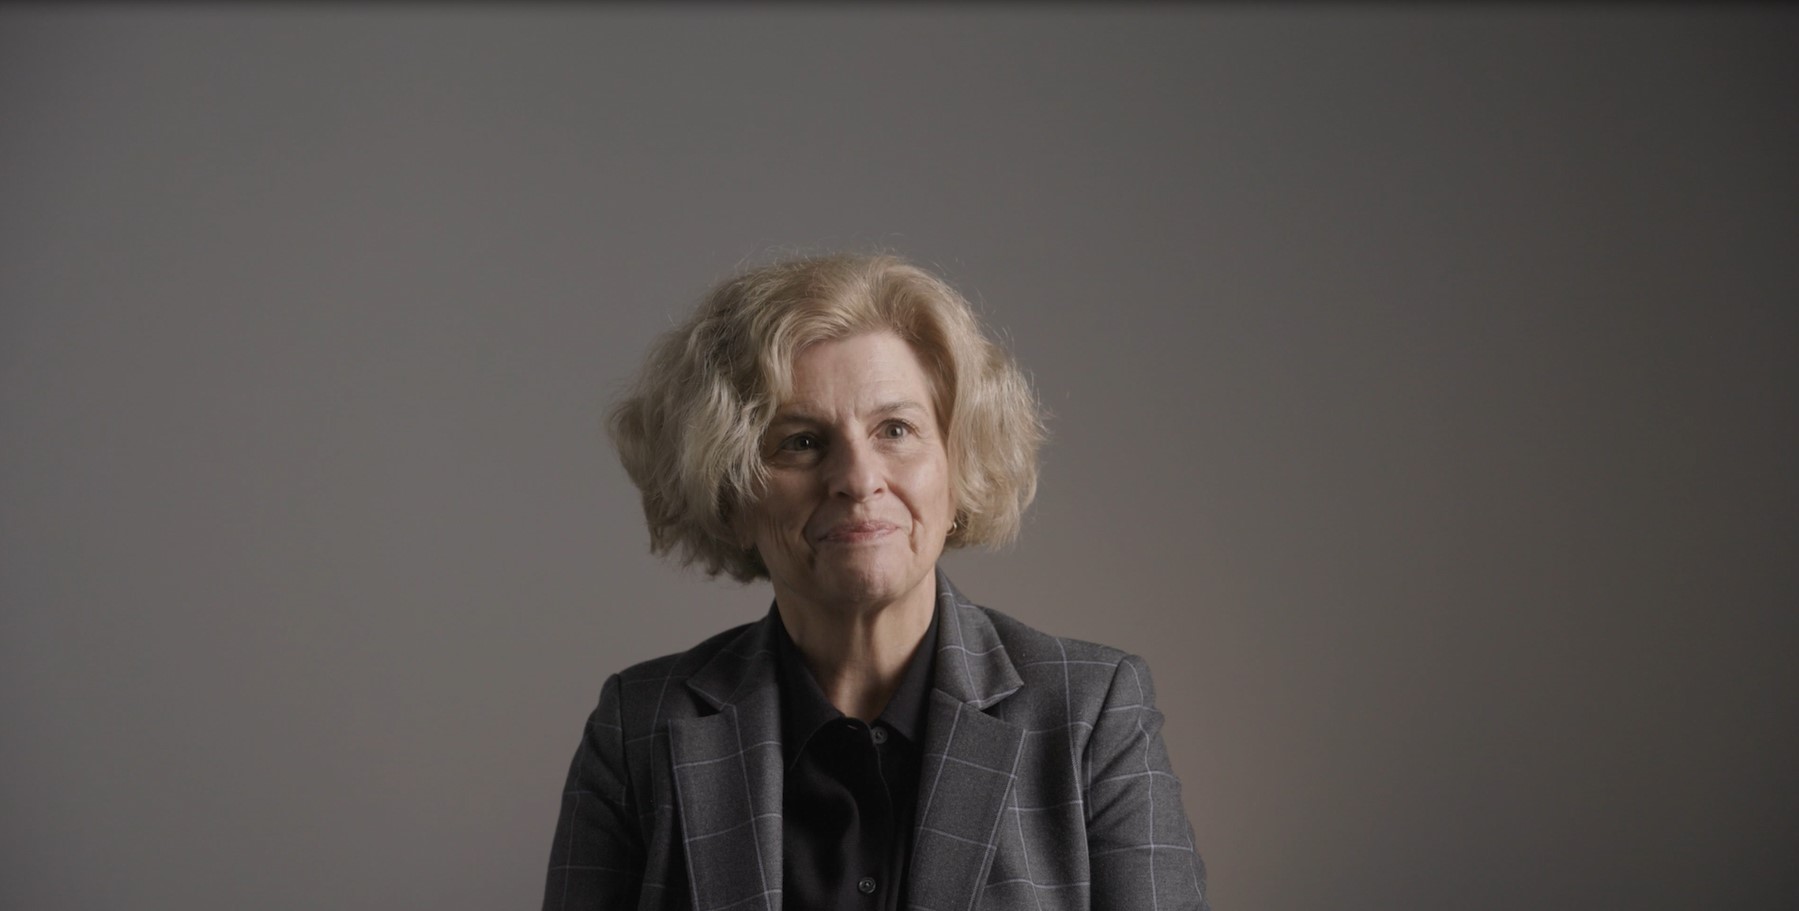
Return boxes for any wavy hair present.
[610,253,1045,582]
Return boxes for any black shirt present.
[774,605,938,911]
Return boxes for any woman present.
[545,254,1208,910]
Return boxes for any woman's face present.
[737,330,955,617]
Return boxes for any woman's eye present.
[779,433,820,452]
[880,422,911,439]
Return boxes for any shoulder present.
[612,619,757,685]
[972,601,1132,669]
[953,599,1152,718]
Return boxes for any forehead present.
[780,331,936,412]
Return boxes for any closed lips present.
[817,521,899,543]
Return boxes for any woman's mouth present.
[817,520,899,544]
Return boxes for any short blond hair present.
[610,253,1046,582]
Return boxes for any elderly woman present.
[544,254,1208,910]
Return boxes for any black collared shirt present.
[774,606,938,911]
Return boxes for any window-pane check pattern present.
[545,571,1209,910]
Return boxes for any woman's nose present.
[826,439,884,501]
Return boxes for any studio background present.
[2,6,1794,910]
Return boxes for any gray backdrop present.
[2,6,1794,910]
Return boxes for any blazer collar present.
[908,570,1029,911]
[681,593,775,712]
[669,569,1026,911]
[668,614,784,911]
[682,567,1025,714]
[929,569,1025,709]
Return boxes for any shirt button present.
[858,877,878,894]
[870,726,888,744]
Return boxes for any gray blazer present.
[544,572,1208,910]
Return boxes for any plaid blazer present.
[544,571,1209,911]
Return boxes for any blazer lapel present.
[668,614,784,911]
[908,571,1027,911]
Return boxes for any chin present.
[809,557,926,610]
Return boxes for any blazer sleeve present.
[1084,654,1210,911]
[543,673,645,910]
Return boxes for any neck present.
[775,577,937,721]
